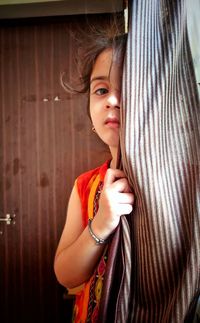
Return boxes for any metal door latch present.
[0,214,16,225]
[0,214,16,235]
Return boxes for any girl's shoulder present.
[76,160,109,191]
[75,160,110,227]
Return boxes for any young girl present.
[54,33,134,322]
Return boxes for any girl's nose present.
[106,92,120,109]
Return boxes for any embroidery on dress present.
[87,181,108,323]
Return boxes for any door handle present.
[0,214,16,225]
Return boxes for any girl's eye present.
[94,88,108,96]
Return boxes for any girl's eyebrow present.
[90,76,109,85]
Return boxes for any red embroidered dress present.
[72,160,109,323]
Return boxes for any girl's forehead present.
[91,48,113,78]
[90,48,121,81]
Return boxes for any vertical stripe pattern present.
[119,0,200,322]
[115,216,131,323]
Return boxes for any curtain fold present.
[99,0,200,322]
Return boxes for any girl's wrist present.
[89,217,111,243]
[88,219,109,245]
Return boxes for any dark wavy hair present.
[61,21,127,118]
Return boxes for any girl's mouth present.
[105,117,120,128]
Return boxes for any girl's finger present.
[116,204,133,215]
[115,192,134,204]
[104,168,126,186]
[111,178,132,193]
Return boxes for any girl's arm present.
[54,183,105,289]
[54,168,134,289]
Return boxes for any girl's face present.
[89,48,122,149]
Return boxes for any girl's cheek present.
[90,97,100,110]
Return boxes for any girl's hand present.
[91,169,134,240]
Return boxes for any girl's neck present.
[109,146,118,169]
[110,159,116,169]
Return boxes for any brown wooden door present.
[0,16,111,323]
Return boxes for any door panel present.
[0,15,112,323]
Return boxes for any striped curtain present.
[99,0,200,322]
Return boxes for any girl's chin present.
[103,137,119,148]
[96,129,119,148]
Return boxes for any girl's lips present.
[105,117,120,128]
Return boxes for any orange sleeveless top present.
[72,160,109,323]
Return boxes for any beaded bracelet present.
[88,219,108,245]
